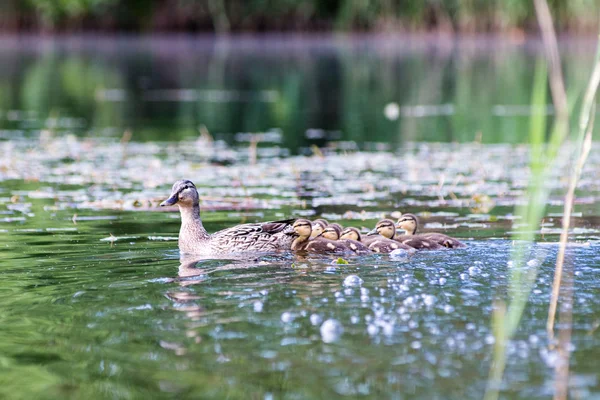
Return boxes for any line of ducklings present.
[292,214,465,255]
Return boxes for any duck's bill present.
[160,194,178,206]
[366,228,378,236]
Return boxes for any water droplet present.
[320,319,344,343]
[281,312,294,323]
[423,295,436,306]
[343,275,363,287]
[253,301,263,312]
[310,314,322,326]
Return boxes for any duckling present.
[321,225,370,255]
[161,180,296,255]
[372,218,443,250]
[310,219,329,239]
[292,219,349,254]
[365,220,415,254]
[397,213,465,248]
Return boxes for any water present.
[1,36,600,398]
[0,36,599,152]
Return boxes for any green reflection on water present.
[1,37,599,151]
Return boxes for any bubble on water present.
[334,291,343,298]
[403,296,416,307]
[367,324,379,336]
[460,273,469,280]
[381,323,394,337]
[485,334,495,344]
[310,314,322,326]
[425,352,437,365]
[320,319,344,343]
[529,334,539,345]
[253,301,263,313]
[390,248,410,258]
[343,275,363,287]
[527,259,540,267]
[507,261,514,268]
[260,289,269,296]
[281,312,294,323]
[468,266,481,276]
[443,305,455,314]
[423,294,436,306]
[466,323,476,330]
[360,287,370,296]
[360,295,370,302]
[384,102,400,120]
[344,288,353,296]
[533,289,542,294]
[574,270,582,277]
[325,266,337,274]
[411,341,422,349]
[350,315,360,324]
[408,320,419,329]
[438,277,447,285]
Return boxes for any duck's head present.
[160,180,199,207]
[396,214,418,235]
[340,227,361,241]
[367,219,396,239]
[310,219,328,238]
[321,224,341,240]
[293,219,313,239]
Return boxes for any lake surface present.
[1,36,600,399]
[0,35,599,150]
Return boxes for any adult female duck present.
[161,180,296,255]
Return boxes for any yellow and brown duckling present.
[396,214,465,248]
[364,220,416,254]
[292,219,349,254]
[310,219,329,239]
[368,219,441,250]
[321,225,370,255]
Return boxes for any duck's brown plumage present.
[292,219,349,254]
[161,180,296,255]
[372,218,443,250]
[365,220,416,253]
[321,225,370,255]
[397,213,465,248]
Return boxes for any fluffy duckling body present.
[365,220,416,253]
[397,214,465,248]
[372,219,443,250]
[321,225,370,255]
[292,219,349,254]
[161,180,296,255]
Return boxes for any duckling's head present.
[293,219,313,238]
[368,219,396,239]
[321,225,341,240]
[340,227,361,241]
[397,214,418,235]
[310,219,328,238]
[160,180,199,207]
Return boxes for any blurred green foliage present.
[0,0,597,32]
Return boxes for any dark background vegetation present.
[0,0,598,34]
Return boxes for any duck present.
[310,219,329,239]
[320,225,370,255]
[371,218,443,250]
[396,213,465,248]
[363,220,416,254]
[160,180,296,255]
[291,219,349,253]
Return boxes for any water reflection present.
[1,36,598,150]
